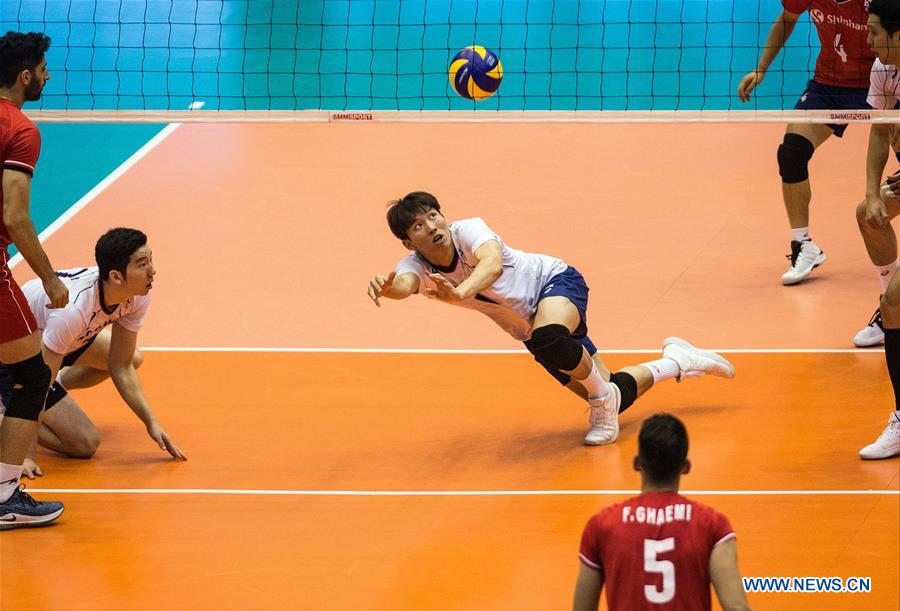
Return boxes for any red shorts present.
[0,249,37,344]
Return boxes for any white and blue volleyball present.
[448,46,503,101]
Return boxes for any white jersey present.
[394,217,568,341]
[867,58,900,111]
[21,267,150,355]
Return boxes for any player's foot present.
[0,486,64,530]
[853,306,885,348]
[782,239,826,285]
[585,383,621,446]
[859,413,900,460]
[662,337,735,381]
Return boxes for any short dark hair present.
[95,228,148,281]
[0,32,51,88]
[638,414,689,484]
[870,0,900,36]
[386,191,442,240]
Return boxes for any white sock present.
[791,227,810,242]
[642,358,681,384]
[876,259,899,293]
[578,362,611,400]
[0,462,24,502]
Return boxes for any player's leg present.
[0,327,63,528]
[853,158,900,347]
[38,393,100,458]
[860,267,900,459]
[779,121,833,285]
[56,327,144,390]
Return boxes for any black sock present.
[884,328,900,410]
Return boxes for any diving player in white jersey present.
[853,0,900,460]
[0,227,186,477]
[367,192,736,446]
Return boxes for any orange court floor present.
[2,121,898,610]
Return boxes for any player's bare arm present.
[865,123,894,228]
[572,563,604,611]
[738,10,800,102]
[427,239,502,302]
[107,322,186,460]
[368,271,420,306]
[709,538,752,611]
[1,170,67,308]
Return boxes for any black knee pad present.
[777,133,815,184]
[44,380,68,410]
[529,324,583,372]
[610,371,638,414]
[3,353,51,421]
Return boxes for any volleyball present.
[449,46,503,101]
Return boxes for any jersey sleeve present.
[455,217,503,257]
[709,510,736,549]
[42,308,88,355]
[116,295,151,332]
[781,0,810,15]
[3,124,41,176]
[395,255,427,284]
[867,61,894,110]
[578,515,605,571]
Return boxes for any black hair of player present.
[387,191,443,240]
[638,413,689,485]
[870,0,900,36]
[0,32,50,88]
[95,228,148,281]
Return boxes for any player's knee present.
[777,133,815,184]
[3,353,51,421]
[882,285,900,313]
[856,200,871,227]
[132,348,144,370]
[530,324,583,372]
[68,429,100,458]
[610,371,638,413]
[44,380,68,410]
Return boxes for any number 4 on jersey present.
[834,33,848,63]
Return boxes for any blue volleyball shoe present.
[0,486,64,530]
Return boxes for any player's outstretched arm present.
[107,323,186,460]
[572,563,603,611]
[368,271,420,306]
[738,10,800,102]
[2,170,68,308]
[709,538,752,611]
[428,239,503,302]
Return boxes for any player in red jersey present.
[574,414,751,611]
[0,31,68,529]
[738,1,876,286]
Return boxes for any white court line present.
[27,488,899,496]
[10,101,206,269]
[139,347,884,354]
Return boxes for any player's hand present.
[426,273,464,302]
[737,70,764,102]
[22,457,43,479]
[884,168,900,198]
[865,194,890,229]
[147,421,187,460]
[368,271,396,307]
[43,275,69,309]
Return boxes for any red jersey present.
[579,491,735,611]
[782,0,876,88]
[0,98,42,250]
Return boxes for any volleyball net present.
[1,0,893,123]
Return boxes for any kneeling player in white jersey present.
[853,0,900,460]
[0,227,186,477]
[367,192,736,445]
